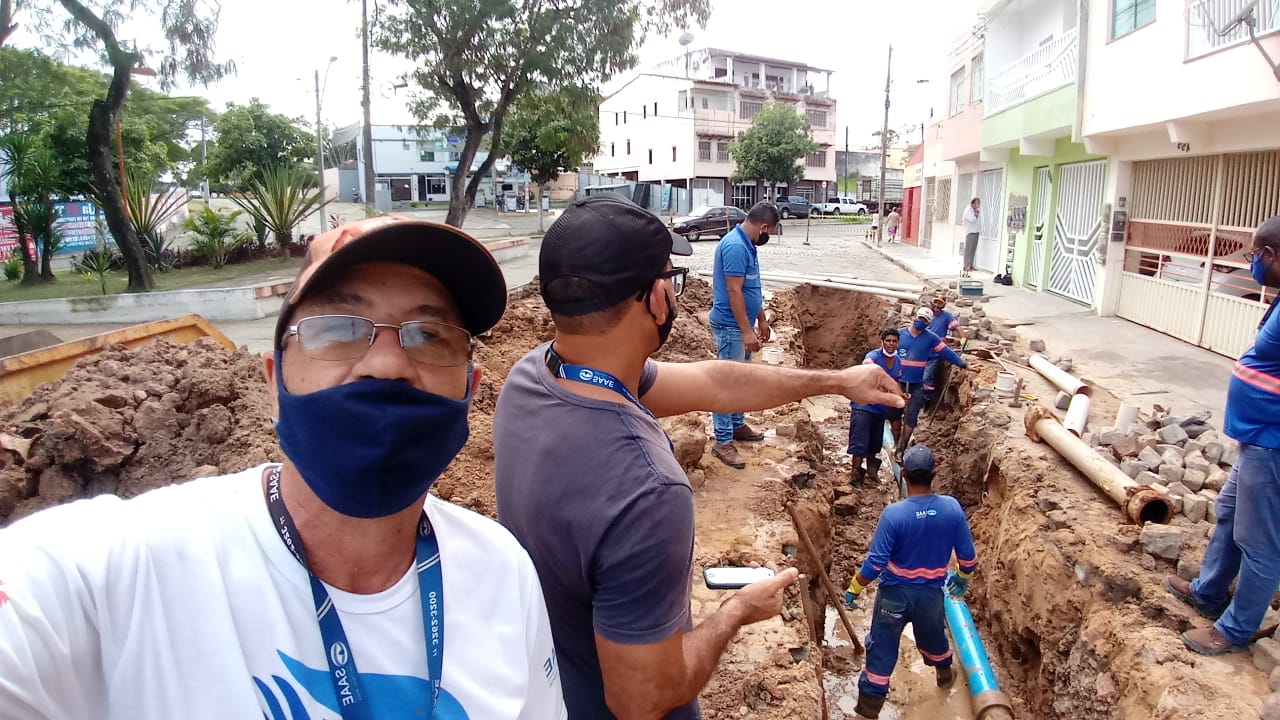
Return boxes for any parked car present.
[672,205,747,241]
[774,195,814,219]
[814,197,868,216]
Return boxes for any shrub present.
[181,206,252,269]
[3,249,23,281]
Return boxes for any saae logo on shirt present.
[915,509,938,519]
[255,650,469,720]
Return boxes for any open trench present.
[773,284,1270,720]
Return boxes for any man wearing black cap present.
[494,193,904,720]
[843,445,977,719]
[0,217,566,718]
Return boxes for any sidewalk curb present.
[859,240,936,286]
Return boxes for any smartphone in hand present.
[703,566,776,590]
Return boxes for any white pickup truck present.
[813,197,868,216]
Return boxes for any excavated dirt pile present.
[0,338,281,525]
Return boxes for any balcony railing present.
[1187,0,1280,59]
[985,27,1078,116]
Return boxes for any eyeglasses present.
[286,315,472,366]
[1244,247,1273,263]
[657,267,689,297]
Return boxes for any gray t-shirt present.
[495,342,697,719]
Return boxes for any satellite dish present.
[678,32,695,47]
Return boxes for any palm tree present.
[229,166,324,258]
[0,132,62,283]
[123,167,186,271]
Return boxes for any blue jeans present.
[922,358,940,390]
[902,382,929,428]
[1190,444,1280,645]
[711,322,752,444]
[858,583,953,699]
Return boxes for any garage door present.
[975,169,1004,272]
[1047,160,1106,304]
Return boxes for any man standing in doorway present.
[843,445,977,719]
[1166,216,1280,655]
[962,197,981,277]
[709,201,781,469]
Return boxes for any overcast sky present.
[10,0,978,148]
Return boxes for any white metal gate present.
[1117,151,1278,359]
[976,169,1004,272]
[1027,166,1052,289]
[1048,160,1106,304]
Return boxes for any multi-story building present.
[332,124,497,206]
[592,48,838,209]
[1080,0,1280,359]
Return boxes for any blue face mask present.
[1251,248,1276,288]
[913,319,928,331]
[273,350,471,519]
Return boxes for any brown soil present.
[0,338,280,525]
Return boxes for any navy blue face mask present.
[913,319,928,331]
[273,350,472,519]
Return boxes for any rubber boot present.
[866,460,882,484]
[936,664,955,689]
[852,465,867,486]
[854,694,886,719]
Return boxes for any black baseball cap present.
[273,216,507,347]
[903,445,936,475]
[539,193,693,317]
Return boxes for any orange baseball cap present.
[273,216,507,347]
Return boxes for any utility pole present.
[877,45,892,247]
[200,113,208,206]
[843,126,849,195]
[360,0,376,210]
[314,69,327,234]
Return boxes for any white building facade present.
[334,124,496,205]
[592,49,838,209]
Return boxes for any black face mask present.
[754,231,770,246]
[655,297,677,352]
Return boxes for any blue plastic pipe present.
[944,576,1014,720]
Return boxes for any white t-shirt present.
[0,465,566,720]
[963,205,982,235]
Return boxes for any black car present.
[672,205,748,241]
[775,195,814,219]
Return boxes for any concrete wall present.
[0,287,285,325]
[1081,0,1280,138]
[984,0,1077,74]
[596,75,697,182]
[982,83,1076,148]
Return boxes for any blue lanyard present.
[545,345,675,452]
[265,466,443,719]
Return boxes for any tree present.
[0,0,16,46]
[505,85,600,232]
[728,103,818,197]
[373,0,709,228]
[204,99,313,192]
[1,131,65,284]
[229,166,323,258]
[23,0,232,292]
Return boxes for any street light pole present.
[314,69,326,234]
[877,45,892,247]
[360,0,376,210]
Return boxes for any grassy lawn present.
[0,256,301,302]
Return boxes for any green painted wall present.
[998,138,1107,288]
[981,84,1078,149]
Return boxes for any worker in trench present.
[894,306,972,460]
[493,193,906,720]
[0,218,568,717]
[848,328,904,486]
[1166,215,1280,655]
[844,445,979,719]
[921,293,960,393]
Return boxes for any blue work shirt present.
[928,309,959,338]
[853,348,902,415]
[898,327,967,384]
[710,225,762,328]
[859,494,978,588]
[1225,301,1280,449]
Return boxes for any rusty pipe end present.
[973,690,1015,720]
[1126,487,1176,525]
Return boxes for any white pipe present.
[1064,393,1090,436]
[1115,402,1139,434]
[758,271,924,292]
[1025,406,1173,525]
[693,271,920,301]
[1029,353,1090,397]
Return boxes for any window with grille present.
[740,101,763,120]
[698,140,712,161]
[935,177,952,223]
[805,151,827,167]
[970,55,984,104]
[716,141,730,162]
[948,68,965,117]
[1112,0,1155,40]
[806,109,827,128]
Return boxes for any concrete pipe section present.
[1025,405,1174,525]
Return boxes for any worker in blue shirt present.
[844,445,978,719]
[896,307,970,459]
[922,295,960,392]
[1167,215,1280,655]
[848,329,903,485]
